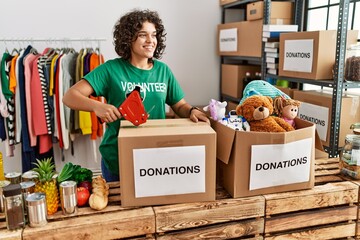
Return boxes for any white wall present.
[0,0,221,173]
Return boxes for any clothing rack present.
[0,38,107,51]
[0,38,106,42]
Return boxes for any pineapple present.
[32,158,59,215]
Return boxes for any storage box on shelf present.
[279,30,359,80]
[118,119,216,207]
[247,1,294,24]
[219,0,238,6]
[293,90,360,149]
[263,181,358,239]
[212,118,318,198]
[218,20,263,57]
[221,64,261,99]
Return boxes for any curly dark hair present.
[113,9,166,62]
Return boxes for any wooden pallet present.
[263,181,358,239]
[342,179,360,239]
[315,156,342,185]
[153,185,265,239]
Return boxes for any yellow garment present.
[79,49,92,135]
[9,54,18,94]
[49,54,59,96]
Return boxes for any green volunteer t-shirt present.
[84,58,185,175]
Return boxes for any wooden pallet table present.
[153,185,265,240]
[0,215,22,240]
[263,181,358,240]
[22,181,156,240]
[343,179,360,239]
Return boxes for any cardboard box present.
[279,30,359,80]
[218,20,263,57]
[212,118,316,198]
[219,0,238,6]
[276,86,297,98]
[293,90,360,148]
[247,1,294,23]
[226,100,238,114]
[118,119,216,207]
[221,64,261,98]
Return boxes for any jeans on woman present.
[101,159,120,182]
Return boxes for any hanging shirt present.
[1,53,16,146]
[9,54,18,94]
[18,45,37,172]
[59,52,78,150]
[14,49,24,144]
[24,52,40,147]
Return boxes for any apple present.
[78,181,92,192]
[77,187,90,207]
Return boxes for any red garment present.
[30,56,48,136]
[89,53,105,139]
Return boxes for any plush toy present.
[236,95,295,132]
[203,99,227,121]
[273,96,301,128]
[239,80,290,104]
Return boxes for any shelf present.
[266,74,360,89]
[222,56,262,63]
[222,0,257,9]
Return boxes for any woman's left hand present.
[190,108,210,124]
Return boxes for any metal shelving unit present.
[220,0,352,157]
[265,0,351,157]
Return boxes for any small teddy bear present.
[236,95,295,132]
[273,96,301,129]
[203,99,227,121]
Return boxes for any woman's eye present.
[138,33,146,38]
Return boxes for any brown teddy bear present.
[236,95,295,132]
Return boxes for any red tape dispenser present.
[118,86,148,126]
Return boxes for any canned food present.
[59,181,77,215]
[5,172,22,184]
[22,170,38,182]
[20,181,35,212]
[26,193,47,227]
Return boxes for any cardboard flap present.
[210,119,235,164]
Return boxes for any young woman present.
[62,9,209,182]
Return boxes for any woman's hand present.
[190,108,210,124]
[94,102,122,123]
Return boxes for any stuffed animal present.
[236,95,295,132]
[203,99,227,121]
[273,96,301,128]
[239,80,290,104]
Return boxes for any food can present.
[5,172,22,184]
[26,193,47,227]
[22,170,38,182]
[0,180,10,213]
[59,181,77,215]
[20,181,35,216]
